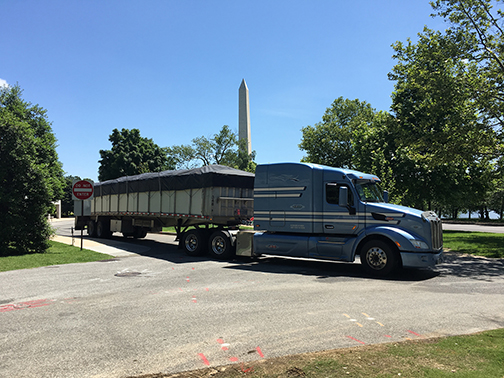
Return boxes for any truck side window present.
[326,183,353,206]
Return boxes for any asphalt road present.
[1,219,504,378]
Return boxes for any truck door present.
[323,183,360,235]
[312,183,361,259]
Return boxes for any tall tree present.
[299,97,377,169]
[168,125,256,172]
[389,27,498,210]
[431,0,504,145]
[0,85,65,255]
[98,128,175,181]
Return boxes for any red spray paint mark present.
[192,296,197,303]
[0,299,52,313]
[407,330,422,337]
[205,288,209,291]
[346,336,366,345]
[241,363,254,373]
[256,347,264,358]
[186,277,190,282]
[198,353,210,366]
[384,335,392,338]
[229,357,239,362]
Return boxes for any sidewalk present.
[50,218,151,257]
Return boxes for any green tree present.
[299,97,377,169]
[431,0,504,145]
[0,85,65,255]
[98,128,175,181]
[389,27,498,210]
[168,125,256,172]
[61,175,81,216]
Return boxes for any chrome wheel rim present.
[185,234,198,252]
[211,235,226,255]
[366,247,387,270]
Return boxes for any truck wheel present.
[183,229,206,256]
[96,220,111,238]
[360,240,399,276]
[133,227,148,239]
[208,230,235,259]
[87,221,97,237]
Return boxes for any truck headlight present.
[410,239,429,249]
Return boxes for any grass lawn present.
[0,240,112,272]
[140,328,504,378]
[442,231,504,258]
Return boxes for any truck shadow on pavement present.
[224,256,441,282]
[88,236,504,282]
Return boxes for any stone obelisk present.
[239,79,252,155]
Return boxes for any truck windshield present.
[354,180,384,203]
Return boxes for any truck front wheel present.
[208,230,235,259]
[183,229,206,256]
[360,240,399,276]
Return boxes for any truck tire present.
[208,230,235,260]
[133,227,148,239]
[183,229,206,256]
[96,220,112,239]
[360,240,399,276]
[87,221,97,237]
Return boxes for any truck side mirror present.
[339,186,349,207]
[383,191,389,203]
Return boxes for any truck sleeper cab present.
[245,163,443,276]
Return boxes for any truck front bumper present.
[400,250,444,268]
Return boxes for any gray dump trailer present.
[75,165,254,258]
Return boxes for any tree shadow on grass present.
[436,251,504,279]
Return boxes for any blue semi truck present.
[76,162,443,276]
[236,162,443,276]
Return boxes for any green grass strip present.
[442,231,504,258]
[0,241,113,272]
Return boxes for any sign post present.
[72,180,94,250]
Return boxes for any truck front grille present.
[431,219,443,250]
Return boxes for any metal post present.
[81,200,84,250]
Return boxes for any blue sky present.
[1,0,446,182]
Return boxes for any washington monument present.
[239,79,252,155]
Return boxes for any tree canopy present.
[0,85,65,255]
[98,128,175,181]
[168,125,257,172]
[298,0,504,218]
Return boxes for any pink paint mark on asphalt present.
[198,353,210,366]
[407,330,422,337]
[256,347,264,358]
[0,299,52,313]
[229,357,239,362]
[217,338,224,344]
[384,335,392,338]
[346,336,366,345]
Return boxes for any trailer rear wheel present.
[96,220,112,238]
[183,229,206,256]
[133,227,148,239]
[87,221,97,237]
[360,240,399,276]
[208,230,235,259]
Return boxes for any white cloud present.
[0,78,9,88]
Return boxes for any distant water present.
[455,211,500,220]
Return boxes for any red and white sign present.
[72,180,94,201]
